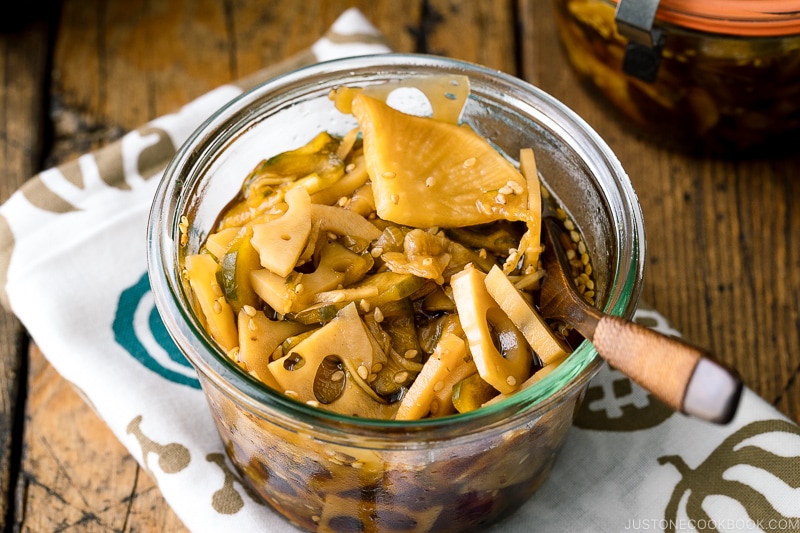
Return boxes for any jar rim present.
[614,0,800,36]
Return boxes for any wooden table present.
[1,0,798,530]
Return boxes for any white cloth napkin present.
[1,8,798,533]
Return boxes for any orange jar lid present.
[653,0,800,36]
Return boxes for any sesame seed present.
[479,248,487,259]
[463,157,476,167]
[578,241,587,255]
[507,375,517,387]
[382,171,396,179]
[404,349,418,359]
[306,400,320,408]
[498,185,513,195]
[180,234,188,246]
[295,283,305,294]
[429,400,440,414]
[228,346,240,362]
[564,220,575,231]
[327,232,338,240]
[372,363,383,373]
[495,193,507,205]
[243,305,257,317]
[370,246,383,257]
[248,318,257,331]
[570,230,581,243]
[508,180,524,195]
[425,177,436,187]
[359,299,370,313]
[351,461,364,469]
[284,390,299,398]
[345,163,355,172]
[373,307,384,322]
[357,365,369,380]
[211,282,223,297]
[394,371,409,383]
[331,370,345,382]
[212,300,222,314]
[581,253,590,265]
[330,292,346,303]
[433,381,444,392]
[391,194,400,205]
[422,257,433,266]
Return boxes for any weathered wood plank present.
[51,0,422,135]
[19,345,186,531]
[0,14,54,528]
[426,0,517,74]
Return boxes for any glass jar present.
[554,0,800,155]
[147,53,645,532]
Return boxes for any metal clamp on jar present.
[615,0,664,82]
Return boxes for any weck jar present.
[147,53,645,532]
[554,0,800,155]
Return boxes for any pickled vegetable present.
[219,227,261,312]
[452,372,499,413]
[185,253,238,353]
[268,303,399,418]
[451,264,533,394]
[396,332,469,420]
[183,76,597,421]
[484,265,569,365]
[250,186,312,277]
[350,93,533,228]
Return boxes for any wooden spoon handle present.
[592,315,742,424]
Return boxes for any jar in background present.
[554,0,800,155]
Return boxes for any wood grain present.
[0,13,54,528]
[19,345,186,531]
[2,0,799,531]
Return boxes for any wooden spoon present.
[538,216,742,424]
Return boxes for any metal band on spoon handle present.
[592,315,743,424]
